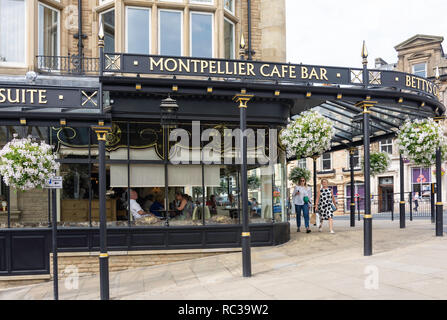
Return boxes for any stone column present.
[259,0,286,62]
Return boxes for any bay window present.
[126,7,150,54]
[100,8,115,53]
[159,10,183,56]
[224,18,235,59]
[38,2,60,57]
[0,0,26,65]
[190,12,213,58]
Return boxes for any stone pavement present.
[1,219,446,300]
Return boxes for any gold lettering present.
[271,65,281,77]
[406,75,411,87]
[247,63,255,76]
[149,57,164,71]
[225,62,233,75]
[301,66,309,79]
[7,89,19,103]
[21,89,26,103]
[289,66,296,78]
[411,76,416,89]
[209,61,217,74]
[260,64,270,77]
[238,62,246,75]
[38,90,47,104]
[309,68,319,80]
[179,59,190,73]
[0,89,5,103]
[217,61,225,74]
[320,68,329,81]
[164,58,178,72]
[27,89,37,103]
[281,65,288,78]
[200,60,209,73]
[191,60,200,73]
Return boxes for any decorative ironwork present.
[36,55,99,74]
[351,70,363,84]
[369,71,382,85]
[105,54,121,71]
[81,91,98,107]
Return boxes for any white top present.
[292,186,312,205]
[130,199,145,220]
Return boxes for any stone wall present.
[17,189,49,224]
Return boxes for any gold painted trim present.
[99,253,109,258]
[306,92,312,98]
[136,84,142,90]
[20,119,26,125]
[400,201,405,204]
[364,214,372,218]
[241,232,250,237]
[274,90,280,96]
[436,202,443,205]
[172,85,178,92]
[233,94,253,109]
[60,119,66,126]
[207,87,213,93]
[337,94,342,99]
[350,203,355,206]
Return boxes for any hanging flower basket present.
[396,118,447,167]
[0,135,60,191]
[289,166,311,184]
[362,152,391,177]
[280,110,334,159]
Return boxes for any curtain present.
[0,0,25,64]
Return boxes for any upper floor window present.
[38,3,60,57]
[100,9,115,53]
[224,0,235,13]
[190,0,214,4]
[0,0,26,65]
[126,7,150,54]
[380,138,393,154]
[224,18,235,59]
[321,153,332,171]
[159,10,183,56]
[348,149,360,168]
[190,12,213,58]
[412,63,427,78]
[297,158,307,169]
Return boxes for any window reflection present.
[190,12,213,58]
[159,10,182,56]
[101,9,115,53]
[126,7,150,54]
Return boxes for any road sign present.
[45,176,63,189]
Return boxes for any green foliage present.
[289,166,311,184]
[362,152,391,177]
[247,175,261,190]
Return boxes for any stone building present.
[288,34,447,216]
[0,0,287,226]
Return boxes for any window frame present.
[297,158,307,169]
[99,7,115,53]
[0,0,27,67]
[223,17,235,59]
[379,138,393,154]
[320,153,332,171]
[224,0,235,14]
[158,8,184,56]
[347,149,360,169]
[189,0,214,5]
[189,11,214,58]
[125,6,151,54]
[412,62,427,78]
[37,2,61,59]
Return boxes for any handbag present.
[310,212,316,225]
[303,196,309,204]
[331,203,337,212]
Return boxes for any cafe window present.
[0,0,26,65]
[100,8,115,53]
[412,62,427,78]
[412,167,431,197]
[159,9,183,56]
[379,138,393,154]
[126,7,151,54]
[38,3,60,57]
[321,152,332,171]
[224,18,235,59]
[224,0,234,13]
[190,11,213,58]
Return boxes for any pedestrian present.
[414,192,419,212]
[314,178,336,234]
[292,177,312,233]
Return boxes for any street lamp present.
[160,96,179,227]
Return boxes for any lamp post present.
[312,155,318,221]
[160,96,179,227]
[434,116,444,236]
[399,154,406,229]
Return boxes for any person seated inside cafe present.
[149,196,165,217]
[129,189,156,220]
[206,195,218,215]
[142,194,154,212]
[174,191,193,219]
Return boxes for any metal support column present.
[399,155,406,228]
[434,116,444,236]
[233,93,253,278]
[312,155,318,222]
[349,148,356,227]
[51,189,58,300]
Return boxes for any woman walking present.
[314,178,336,234]
[292,177,312,233]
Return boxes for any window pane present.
[191,13,212,58]
[160,10,182,56]
[38,4,59,56]
[224,19,234,59]
[127,7,150,54]
[0,0,26,63]
[224,0,234,12]
[101,9,115,53]
[413,63,426,78]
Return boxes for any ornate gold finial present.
[361,40,368,65]
[233,94,253,108]
[98,20,105,47]
[240,32,246,50]
[435,66,440,80]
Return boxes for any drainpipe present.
[73,0,87,73]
